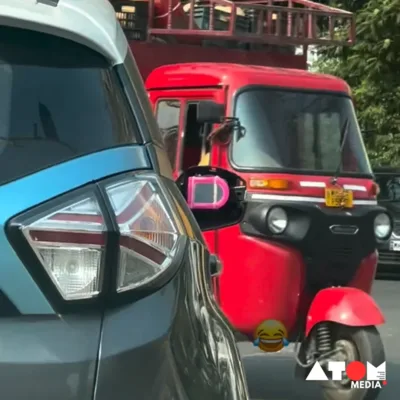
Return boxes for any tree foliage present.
[315,0,400,166]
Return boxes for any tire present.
[321,325,385,400]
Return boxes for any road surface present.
[238,279,399,400]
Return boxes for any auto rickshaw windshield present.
[231,88,372,176]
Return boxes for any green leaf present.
[383,39,391,49]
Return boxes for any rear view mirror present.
[197,101,225,124]
[187,175,229,209]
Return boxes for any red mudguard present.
[305,287,385,336]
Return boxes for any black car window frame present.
[119,49,165,147]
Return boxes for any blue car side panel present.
[94,275,189,400]
[95,240,250,400]
[0,146,150,315]
[0,314,102,400]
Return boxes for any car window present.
[377,176,400,201]
[156,100,180,168]
[0,26,138,186]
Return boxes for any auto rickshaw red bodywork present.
[145,61,386,333]
[112,1,391,398]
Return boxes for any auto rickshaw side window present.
[156,100,180,168]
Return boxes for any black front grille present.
[393,219,400,235]
[379,249,400,264]
[309,238,362,266]
[328,245,354,263]
[305,240,365,288]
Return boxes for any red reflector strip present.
[28,230,106,246]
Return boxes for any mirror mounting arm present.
[206,117,240,143]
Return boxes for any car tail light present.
[105,177,181,292]
[21,196,106,300]
[9,174,184,304]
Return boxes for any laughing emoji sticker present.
[253,320,289,352]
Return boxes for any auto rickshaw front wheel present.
[320,325,385,400]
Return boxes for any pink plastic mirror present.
[187,176,230,210]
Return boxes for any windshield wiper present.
[331,118,350,185]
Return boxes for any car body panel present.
[145,63,351,94]
[0,314,102,400]
[0,0,128,65]
[95,241,248,400]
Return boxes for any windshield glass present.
[0,26,138,186]
[376,175,400,202]
[232,88,372,176]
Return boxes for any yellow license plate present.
[325,188,353,208]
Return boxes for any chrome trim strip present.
[247,193,377,205]
[343,184,367,192]
[299,181,367,192]
[300,181,325,188]
[329,225,359,235]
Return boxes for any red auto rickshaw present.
[113,0,391,398]
[146,61,391,398]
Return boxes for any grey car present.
[375,167,400,278]
[0,0,250,399]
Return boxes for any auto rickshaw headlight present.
[267,207,288,234]
[374,213,392,240]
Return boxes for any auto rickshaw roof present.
[146,62,351,94]
[0,0,128,65]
